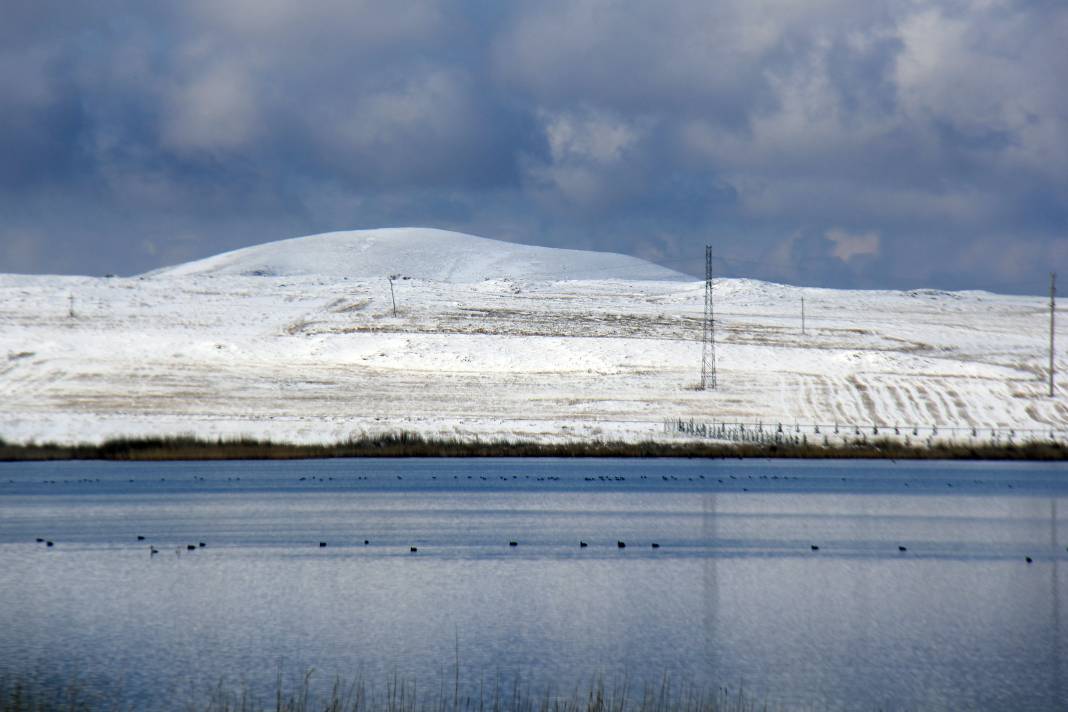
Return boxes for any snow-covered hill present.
[148,228,686,282]
[1,228,1065,446]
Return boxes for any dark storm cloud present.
[0,0,1064,292]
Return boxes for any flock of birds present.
[31,536,662,555]
[29,535,1056,563]
[20,471,1057,565]
[7,472,1037,490]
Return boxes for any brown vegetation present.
[0,671,769,712]
[0,433,1063,462]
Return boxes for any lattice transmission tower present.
[700,245,718,390]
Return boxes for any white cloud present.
[826,228,880,262]
[893,3,1068,174]
[523,110,646,210]
[543,110,638,165]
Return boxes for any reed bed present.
[0,432,1064,462]
[0,673,770,712]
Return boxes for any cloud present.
[543,110,638,165]
[0,0,1064,293]
[522,109,648,210]
[825,228,880,263]
[309,68,492,187]
[161,61,261,153]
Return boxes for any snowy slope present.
[148,228,686,282]
[1,229,1065,446]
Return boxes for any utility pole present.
[68,293,75,319]
[388,275,398,317]
[700,245,718,390]
[1051,272,1056,398]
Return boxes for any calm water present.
[0,458,1066,711]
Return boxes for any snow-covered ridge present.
[146,228,687,282]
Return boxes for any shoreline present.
[1,433,1065,462]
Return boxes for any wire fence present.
[663,418,1068,448]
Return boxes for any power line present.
[388,275,398,318]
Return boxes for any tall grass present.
[0,672,769,712]
[0,432,1063,462]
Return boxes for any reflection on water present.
[0,458,1065,711]
[1053,500,1062,709]
[702,493,719,691]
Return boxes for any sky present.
[0,0,1065,292]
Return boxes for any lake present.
[0,458,1065,711]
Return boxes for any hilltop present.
[147,228,686,282]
